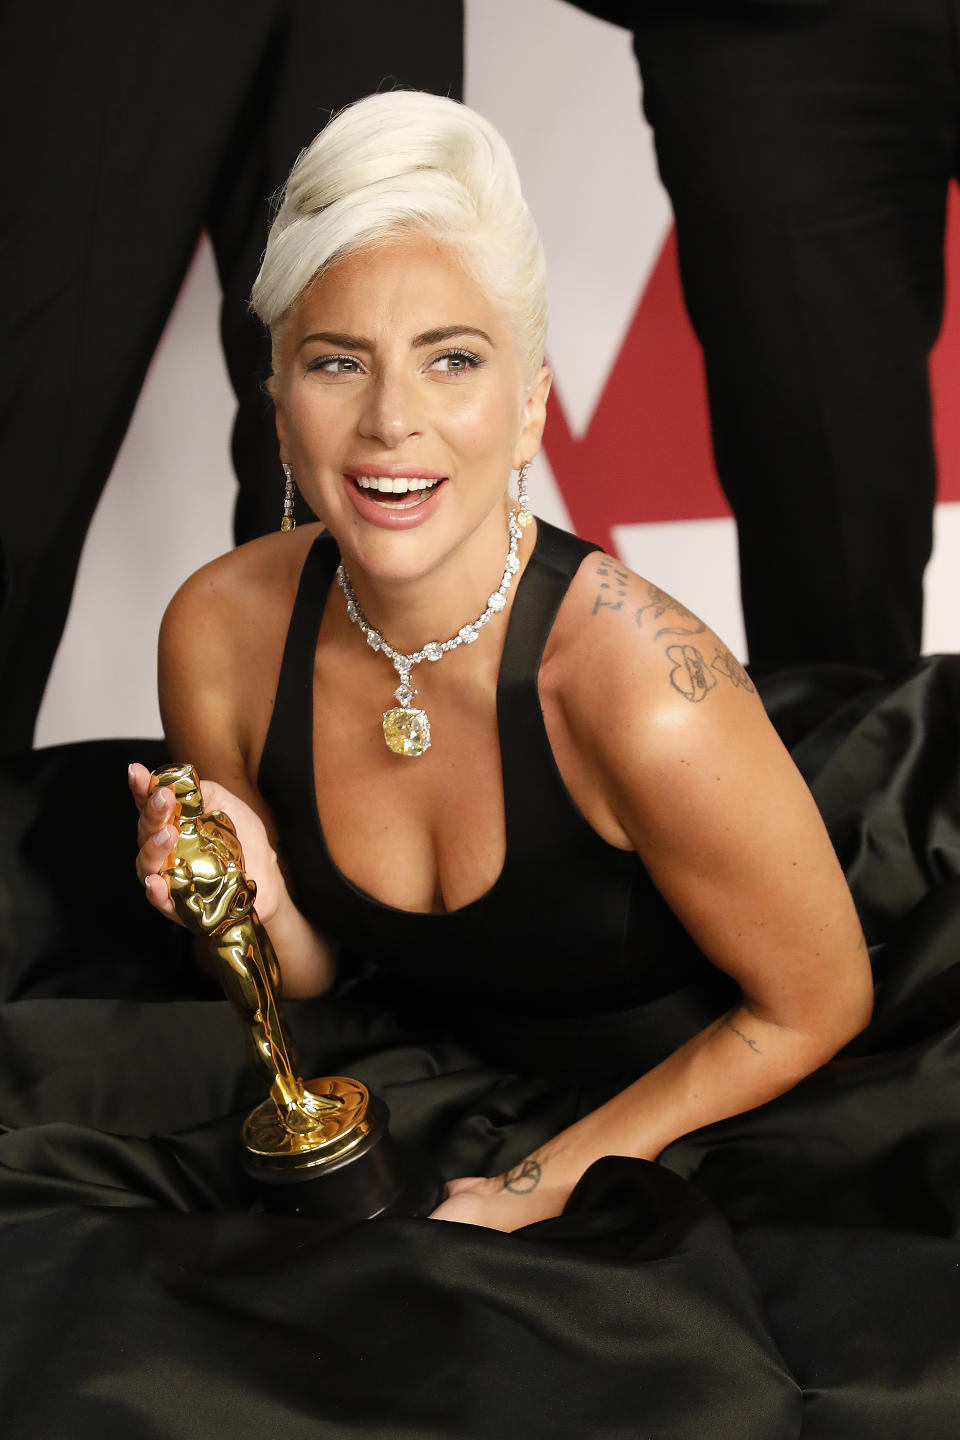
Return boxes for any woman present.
[130,90,871,1234]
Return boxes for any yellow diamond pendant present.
[382,707,432,757]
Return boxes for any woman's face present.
[270,233,549,584]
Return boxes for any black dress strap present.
[497,519,600,860]
[257,532,339,836]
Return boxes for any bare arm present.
[433,562,872,1230]
[133,543,337,998]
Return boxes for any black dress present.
[2,524,960,1438]
[258,520,734,1076]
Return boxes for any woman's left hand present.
[429,1164,569,1232]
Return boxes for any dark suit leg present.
[0,1,283,752]
[634,0,956,671]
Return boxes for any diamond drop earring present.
[516,461,533,528]
[281,463,296,532]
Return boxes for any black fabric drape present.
[2,663,960,1435]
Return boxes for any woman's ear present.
[513,365,552,469]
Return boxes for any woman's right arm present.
[131,549,337,998]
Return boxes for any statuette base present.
[244,1085,445,1221]
[243,1076,371,1167]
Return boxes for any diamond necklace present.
[336,509,523,757]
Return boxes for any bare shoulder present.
[535,545,803,853]
[159,524,320,668]
[161,525,323,652]
[541,547,772,802]
[547,549,756,712]
[159,524,326,779]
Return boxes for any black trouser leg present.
[0,1,463,752]
[0,1,285,753]
[634,0,959,671]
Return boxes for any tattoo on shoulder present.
[666,645,718,703]
[590,570,754,706]
[634,583,707,641]
[502,1159,542,1195]
[666,642,755,705]
[592,557,629,615]
[725,1015,762,1054]
[710,648,756,693]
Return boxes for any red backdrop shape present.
[545,188,960,556]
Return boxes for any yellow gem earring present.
[281,463,296,532]
[516,461,533,527]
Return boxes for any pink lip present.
[343,473,447,530]
[343,464,448,481]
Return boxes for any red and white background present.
[37,0,960,746]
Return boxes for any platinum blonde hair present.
[250,91,547,381]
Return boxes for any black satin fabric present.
[2,659,960,1438]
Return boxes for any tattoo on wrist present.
[502,1159,542,1195]
[725,1015,762,1054]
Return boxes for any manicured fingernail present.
[154,827,171,848]
[128,765,137,783]
[150,789,167,813]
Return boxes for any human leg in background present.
[0,0,463,753]
[633,0,959,672]
[0,1,283,754]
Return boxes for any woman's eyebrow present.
[298,331,372,351]
[413,325,495,347]
[296,325,495,352]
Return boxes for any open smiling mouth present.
[352,476,445,510]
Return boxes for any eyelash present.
[432,348,484,373]
[304,348,485,376]
[305,354,362,375]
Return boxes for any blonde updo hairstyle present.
[251,91,547,384]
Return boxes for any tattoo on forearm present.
[725,1015,762,1054]
[666,645,718,702]
[502,1159,542,1195]
[592,558,629,615]
[634,583,707,641]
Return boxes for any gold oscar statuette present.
[150,764,443,1220]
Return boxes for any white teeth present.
[390,492,431,509]
[354,476,441,494]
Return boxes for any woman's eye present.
[306,355,364,376]
[429,349,484,374]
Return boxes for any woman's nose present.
[358,373,422,447]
